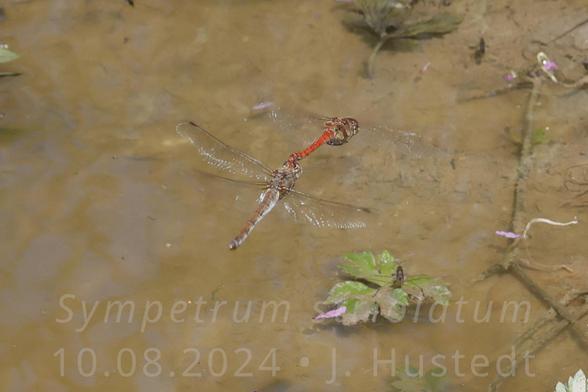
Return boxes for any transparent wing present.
[282,190,371,229]
[176,121,272,182]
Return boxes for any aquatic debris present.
[495,217,578,240]
[252,101,274,111]
[314,306,347,320]
[421,61,431,73]
[495,230,521,239]
[544,60,558,72]
[503,70,518,83]
[414,61,431,82]
[315,250,451,326]
[537,52,558,82]
[521,217,578,239]
[473,37,485,65]
[342,1,462,77]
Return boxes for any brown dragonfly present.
[176,119,370,250]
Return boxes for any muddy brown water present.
[1,1,588,391]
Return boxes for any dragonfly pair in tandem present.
[176,117,371,250]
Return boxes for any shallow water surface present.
[1,1,588,391]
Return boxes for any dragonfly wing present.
[282,190,371,229]
[176,121,272,182]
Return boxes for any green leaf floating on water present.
[403,275,451,305]
[378,250,398,275]
[0,48,19,63]
[325,281,376,304]
[339,250,398,286]
[340,298,379,326]
[317,250,451,326]
[375,287,408,322]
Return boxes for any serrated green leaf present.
[340,251,376,274]
[404,274,435,286]
[340,250,396,286]
[392,288,409,306]
[377,250,398,276]
[404,275,451,305]
[0,48,19,63]
[375,287,408,322]
[426,285,451,306]
[342,298,359,313]
[325,281,376,304]
[340,298,378,326]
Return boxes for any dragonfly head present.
[326,117,360,146]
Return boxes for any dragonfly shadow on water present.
[175,121,373,250]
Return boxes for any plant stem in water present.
[366,34,390,79]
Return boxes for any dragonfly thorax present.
[271,160,302,197]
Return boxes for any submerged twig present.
[471,57,588,390]
[488,292,588,392]
[460,50,588,102]
[548,17,588,43]
[511,76,542,235]
[0,72,21,78]
[367,35,391,78]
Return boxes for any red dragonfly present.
[176,118,371,250]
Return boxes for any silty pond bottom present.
[1,1,588,391]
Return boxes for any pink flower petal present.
[314,306,347,320]
[252,101,274,111]
[495,230,521,239]
[544,60,558,72]
[503,70,517,82]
